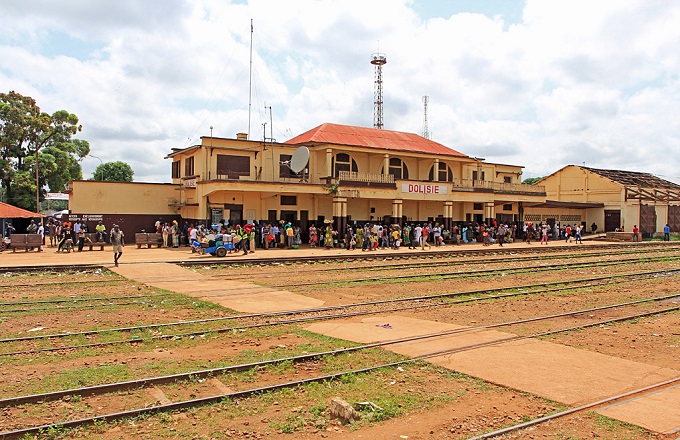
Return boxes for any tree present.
[0,91,89,211]
[92,161,134,182]
[522,177,544,185]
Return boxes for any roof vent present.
[236,132,248,140]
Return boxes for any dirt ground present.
[1,244,679,439]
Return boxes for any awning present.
[0,202,44,218]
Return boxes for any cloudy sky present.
[2,0,679,184]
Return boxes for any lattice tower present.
[371,53,387,129]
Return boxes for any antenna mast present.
[422,95,430,139]
[248,19,253,140]
[371,52,387,129]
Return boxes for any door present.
[604,210,620,232]
[668,206,680,233]
[639,205,656,238]
[281,210,297,225]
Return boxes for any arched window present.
[428,162,453,182]
[332,153,358,178]
[381,157,409,180]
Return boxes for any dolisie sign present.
[401,183,448,195]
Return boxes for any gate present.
[604,210,620,232]
[639,205,656,238]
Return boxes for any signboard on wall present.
[401,183,448,195]
[45,192,69,200]
[183,178,196,188]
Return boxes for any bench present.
[9,234,44,252]
[135,232,163,249]
[77,233,107,251]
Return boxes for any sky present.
[2,0,680,184]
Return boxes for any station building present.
[525,165,680,237]
[163,122,546,233]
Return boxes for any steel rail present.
[0,300,160,314]
[0,242,676,276]
[210,245,680,279]
[176,241,680,267]
[2,267,676,346]
[0,278,125,290]
[2,296,678,407]
[2,303,679,439]
[467,379,680,440]
[0,293,166,307]
[267,253,680,288]
[1,276,678,359]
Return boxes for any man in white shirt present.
[414,225,422,248]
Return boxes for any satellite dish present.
[289,146,309,174]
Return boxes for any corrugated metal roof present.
[285,123,467,157]
[583,166,680,189]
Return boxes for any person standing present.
[497,224,507,247]
[110,224,125,267]
[540,224,549,245]
[591,222,598,235]
[48,221,57,247]
[632,225,640,242]
[575,225,583,244]
[421,224,431,250]
[664,224,671,241]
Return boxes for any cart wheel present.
[215,247,227,257]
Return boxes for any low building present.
[66,181,180,234]
[166,122,546,233]
[526,165,680,236]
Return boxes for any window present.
[184,156,194,177]
[172,161,180,179]
[472,170,485,181]
[217,154,250,179]
[332,153,358,177]
[280,195,297,206]
[503,204,513,211]
[279,154,299,178]
[381,157,409,180]
[503,176,512,183]
[473,203,483,211]
[428,162,453,182]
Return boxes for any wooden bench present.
[135,233,163,248]
[77,233,107,251]
[9,233,44,252]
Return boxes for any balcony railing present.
[338,170,394,183]
[452,179,545,194]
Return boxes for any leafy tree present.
[522,177,544,185]
[92,161,134,182]
[0,90,89,210]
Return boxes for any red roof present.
[0,202,43,219]
[285,123,467,157]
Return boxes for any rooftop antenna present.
[422,95,430,139]
[371,46,387,129]
[248,19,254,140]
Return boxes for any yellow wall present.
[68,181,178,215]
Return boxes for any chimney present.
[236,132,248,140]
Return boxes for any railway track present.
[1,242,678,438]
[264,252,680,288]
[1,267,677,357]
[201,244,680,279]
[1,296,678,439]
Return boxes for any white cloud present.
[1,0,680,183]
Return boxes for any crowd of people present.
[2,217,673,258]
